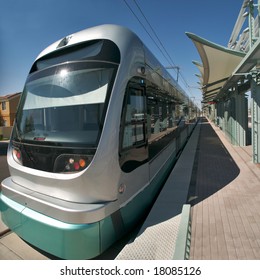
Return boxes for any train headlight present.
[12,147,23,165]
[53,154,92,173]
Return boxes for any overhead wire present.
[132,0,178,69]
[123,0,194,97]
[122,0,175,70]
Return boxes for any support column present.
[223,99,229,139]
[222,89,247,146]
[208,103,216,122]
[231,96,236,145]
[224,97,235,143]
[216,101,223,128]
[251,78,260,163]
[234,93,248,146]
[220,101,225,130]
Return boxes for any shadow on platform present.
[187,118,240,206]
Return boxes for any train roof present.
[36,24,139,60]
[35,24,189,104]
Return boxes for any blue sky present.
[0,0,245,104]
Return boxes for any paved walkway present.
[188,118,260,259]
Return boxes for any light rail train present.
[0,24,196,259]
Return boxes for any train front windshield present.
[16,62,116,146]
[11,62,117,173]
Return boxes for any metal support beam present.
[216,101,224,129]
[251,78,260,163]
[248,0,256,48]
[230,96,236,145]
[218,89,248,146]
[235,92,248,146]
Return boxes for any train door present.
[119,77,149,228]
[119,78,148,173]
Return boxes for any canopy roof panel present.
[192,60,204,77]
[186,32,246,101]
[217,37,260,100]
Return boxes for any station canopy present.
[186,32,246,103]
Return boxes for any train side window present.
[146,80,178,160]
[119,79,148,172]
[121,86,146,149]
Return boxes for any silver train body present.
[0,24,194,259]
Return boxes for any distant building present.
[0,92,21,127]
